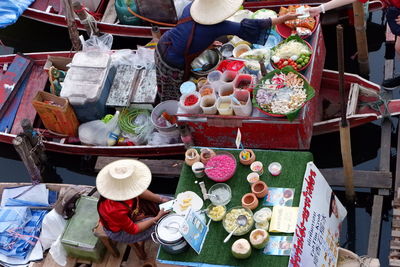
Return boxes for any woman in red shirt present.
[307,0,400,88]
[96,159,170,260]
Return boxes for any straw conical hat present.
[190,0,244,25]
[96,159,152,201]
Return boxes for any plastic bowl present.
[204,152,237,182]
[208,183,232,206]
[222,206,254,236]
[150,100,179,133]
[206,204,226,221]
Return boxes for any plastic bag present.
[80,34,113,53]
[49,236,67,266]
[111,49,137,67]
[148,132,180,145]
[174,0,191,18]
[130,113,154,145]
[39,210,67,251]
[78,111,120,146]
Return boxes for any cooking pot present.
[151,214,189,254]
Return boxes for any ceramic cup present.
[192,161,205,178]
[239,149,256,165]
[250,161,264,175]
[246,172,260,184]
[185,148,200,166]
[251,181,268,198]
[241,193,259,210]
[268,162,282,176]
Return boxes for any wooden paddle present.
[337,25,355,201]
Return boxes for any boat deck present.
[29,240,180,267]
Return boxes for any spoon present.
[223,215,248,243]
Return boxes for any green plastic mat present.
[158,148,313,267]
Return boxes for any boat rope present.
[127,6,176,27]
[80,12,99,37]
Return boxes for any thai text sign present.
[289,162,347,267]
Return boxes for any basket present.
[32,91,79,136]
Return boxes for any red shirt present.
[97,198,139,235]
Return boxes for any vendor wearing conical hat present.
[96,159,170,259]
[155,0,299,101]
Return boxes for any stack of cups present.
[217,96,233,115]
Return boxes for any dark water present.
[0,10,397,265]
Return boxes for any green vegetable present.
[118,108,150,135]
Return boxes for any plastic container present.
[32,91,79,136]
[223,206,254,236]
[221,70,237,83]
[206,204,226,221]
[219,82,234,97]
[199,85,215,97]
[60,51,116,122]
[200,94,217,115]
[268,162,282,176]
[234,74,255,92]
[151,100,179,133]
[232,44,251,58]
[217,96,233,115]
[61,196,105,262]
[247,172,260,184]
[180,81,196,95]
[192,162,205,178]
[179,92,201,114]
[232,89,252,116]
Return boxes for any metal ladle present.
[223,215,248,243]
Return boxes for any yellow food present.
[208,205,226,221]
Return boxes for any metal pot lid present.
[157,214,185,243]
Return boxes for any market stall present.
[176,12,326,150]
[157,148,313,266]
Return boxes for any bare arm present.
[139,189,164,203]
[271,13,300,26]
[307,0,357,16]
[135,208,170,232]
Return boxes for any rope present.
[81,12,99,36]
[127,6,176,27]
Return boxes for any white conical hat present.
[96,159,152,201]
[190,0,244,25]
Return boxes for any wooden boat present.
[0,51,398,156]
[22,0,384,38]
[313,69,400,135]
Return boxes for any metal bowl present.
[191,49,222,77]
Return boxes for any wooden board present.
[101,0,117,23]
[11,65,48,134]
[95,157,183,178]
[368,195,383,257]
[0,55,33,120]
[130,67,158,104]
[106,65,138,107]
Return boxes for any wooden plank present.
[390,240,400,250]
[106,65,138,107]
[393,219,400,228]
[368,195,383,257]
[380,117,392,172]
[11,65,48,134]
[131,67,158,104]
[0,55,33,119]
[320,169,392,189]
[104,243,127,267]
[101,0,117,23]
[0,73,29,132]
[95,157,183,178]
[395,120,400,198]
[390,259,400,267]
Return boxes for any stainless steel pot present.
[151,214,189,254]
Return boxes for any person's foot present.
[382,75,400,89]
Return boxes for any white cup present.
[192,162,205,178]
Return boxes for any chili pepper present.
[184,95,199,106]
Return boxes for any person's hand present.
[305,6,322,17]
[158,195,173,203]
[396,15,400,25]
[282,12,300,21]
[155,208,170,220]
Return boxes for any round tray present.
[275,15,319,40]
[270,39,313,72]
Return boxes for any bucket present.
[232,89,252,116]
[151,100,179,133]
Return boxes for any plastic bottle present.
[106,111,120,146]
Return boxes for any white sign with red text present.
[288,162,347,267]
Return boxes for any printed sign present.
[289,162,347,267]
[264,236,294,256]
[264,187,295,207]
[180,209,209,254]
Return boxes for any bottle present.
[106,111,120,146]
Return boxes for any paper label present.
[235,128,242,149]
[263,187,295,207]
[269,206,298,233]
[179,209,209,254]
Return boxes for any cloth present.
[103,217,155,243]
[387,6,400,35]
[97,198,140,235]
[0,0,35,28]
[155,45,185,101]
[158,3,271,69]
[0,207,47,259]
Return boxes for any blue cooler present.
[60,52,116,122]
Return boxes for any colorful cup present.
[268,162,282,176]
[192,162,205,178]
[250,161,264,175]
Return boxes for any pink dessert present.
[205,154,236,182]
